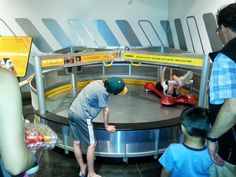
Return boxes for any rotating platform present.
[36,83,188,161]
[31,48,209,162]
[45,84,187,126]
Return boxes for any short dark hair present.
[181,106,210,138]
[217,3,236,32]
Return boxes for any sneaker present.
[178,71,193,86]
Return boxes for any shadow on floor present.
[35,147,162,177]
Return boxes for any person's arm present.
[103,106,116,132]
[169,68,173,80]
[0,68,35,175]
[161,66,166,82]
[210,98,236,138]
[19,73,35,88]
[11,65,17,75]
[207,98,236,166]
[160,168,170,177]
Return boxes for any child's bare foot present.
[87,172,102,177]
[79,164,87,177]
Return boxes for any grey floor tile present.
[34,149,162,177]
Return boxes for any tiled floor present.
[22,102,163,177]
[34,148,162,177]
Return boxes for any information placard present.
[122,53,203,67]
[0,36,32,77]
[41,52,118,68]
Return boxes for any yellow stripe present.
[45,79,193,98]
[45,85,72,98]
[45,79,155,98]
[122,53,203,67]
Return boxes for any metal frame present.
[33,49,210,116]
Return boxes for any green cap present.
[107,77,126,95]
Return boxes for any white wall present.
[0,0,170,88]
[0,0,169,52]
[168,0,234,54]
[0,0,234,88]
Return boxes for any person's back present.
[69,80,109,119]
[159,106,212,177]
[0,67,35,176]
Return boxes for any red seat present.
[144,82,198,106]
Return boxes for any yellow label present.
[81,53,118,62]
[122,53,203,67]
[0,36,32,77]
[41,53,118,67]
[41,58,65,67]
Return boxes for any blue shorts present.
[68,110,96,145]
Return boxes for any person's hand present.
[27,73,35,83]
[5,59,14,70]
[105,125,116,133]
[207,141,224,166]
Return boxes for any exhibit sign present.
[0,36,32,77]
[122,52,203,67]
[41,52,118,67]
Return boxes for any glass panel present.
[68,19,98,47]
[42,18,71,48]
[186,16,204,53]
[174,18,187,51]
[116,20,142,47]
[138,20,164,47]
[203,13,223,52]
[160,20,174,48]
[0,19,16,36]
[15,18,53,53]
[93,19,120,47]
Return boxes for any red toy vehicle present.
[144,82,198,106]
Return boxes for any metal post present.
[123,131,128,163]
[62,125,69,154]
[33,56,46,115]
[198,55,209,107]
[70,73,77,97]
[154,129,160,159]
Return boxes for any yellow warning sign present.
[122,53,203,67]
[0,36,32,77]
[81,53,118,62]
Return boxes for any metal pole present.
[154,129,160,159]
[33,55,46,115]
[198,55,209,107]
[70,73,77,97]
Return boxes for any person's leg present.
[173,86,181,96]
[82,119,100,177]
[87,143,101,177]
[169,68,173,80]
[68,111,88,176]
[73,141,87,176]
[168,74,179,95]
[167,84,175,95]
[178,71,193,86]
[161,66,166,83]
